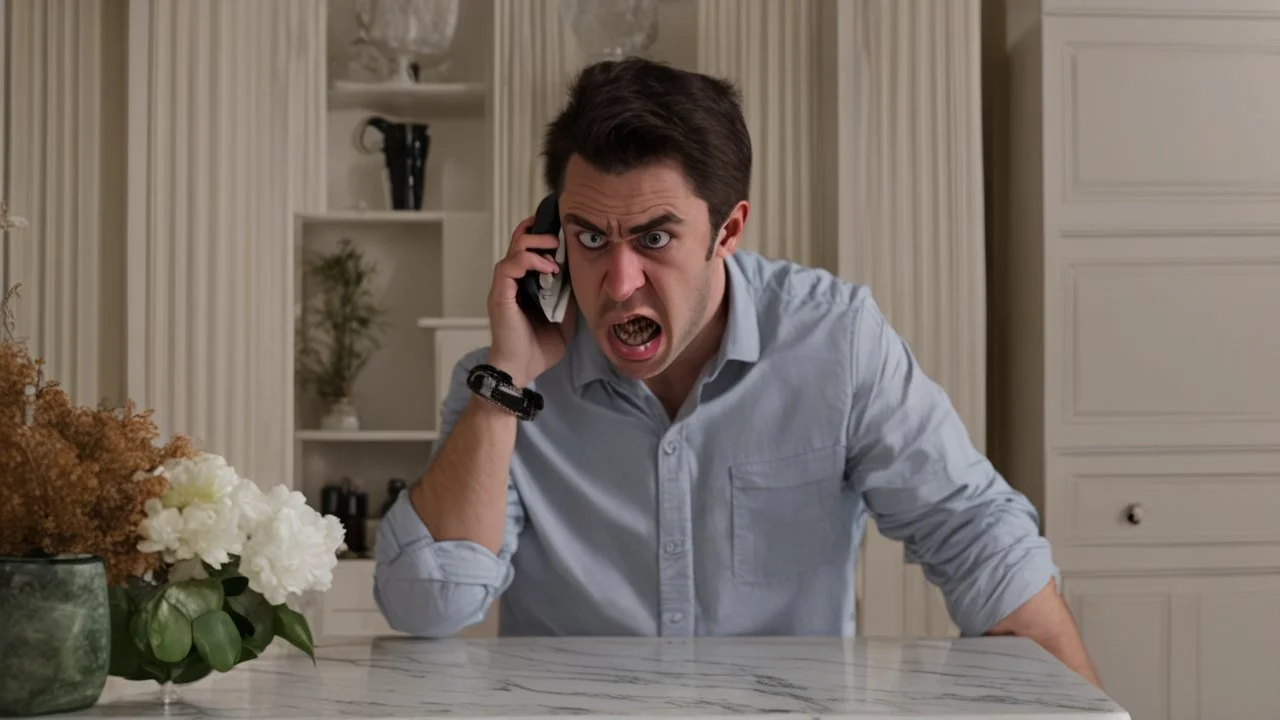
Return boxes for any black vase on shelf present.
[357,116,430,211]
[321,478,370,557]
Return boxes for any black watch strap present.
[466,364,544,421]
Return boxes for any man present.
[372,57,1102,689]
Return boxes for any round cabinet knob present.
[1124,503,1144,526]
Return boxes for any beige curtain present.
[5,0,124,406]
[4,0,326,487]
[845,0,987,639]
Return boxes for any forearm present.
[373,489,517,638]
[986,578,1104,690]
[411,395,517,554]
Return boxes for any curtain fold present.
[121,0,326,486]
[846,0,986,639]
[697,0,822,265]
[4,0,113,406]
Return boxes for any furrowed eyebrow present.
[628,213,683,235]
[563,212,684,237]
[563,213,608,235]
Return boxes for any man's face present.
[557,155,740,380]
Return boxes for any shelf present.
[297,210,447,225]
[416,316,489,329]
[295,430,440,442]
[328,80,486,118]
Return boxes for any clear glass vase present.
[365,0,460,84]
[561,0,658,61]
[159,681,180,707]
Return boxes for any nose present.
[601,245,646,302]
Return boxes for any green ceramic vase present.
[0,555,110,717]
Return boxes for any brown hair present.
[542,57,752,239]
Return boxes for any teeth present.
[612,316,659,347]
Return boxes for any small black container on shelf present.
[320,477,371,557]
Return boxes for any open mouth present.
[611,315,662,347]
[608,315,664,363]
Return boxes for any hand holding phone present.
[515,195,572,324]
[487,194,576,388]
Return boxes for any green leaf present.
[122,596,168,682]
[138,658,170,683]
[147,593,193,663]
[192,610,242,672]
[129,610,149,654]
[273,605,315,663]
[108,586,141,677]
[221,575,249,597]
[170,654,213,685]
[227,589,275,653]
[228,607,254,637]
[166,578,225,620]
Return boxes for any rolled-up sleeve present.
[844,292,1061,637]
[372,348,524,637]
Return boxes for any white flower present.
[231,477,275,534]
[157,453,241,510]
[134,452,345,604]
[238,485,346,606]
[137,498,184,556]
[136,452,250,569]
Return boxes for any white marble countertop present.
[67,636,1129,719]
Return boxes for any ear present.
[711,200,749,259]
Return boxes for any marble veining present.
[68,636,1129,719]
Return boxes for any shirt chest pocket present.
[729,443,848,584]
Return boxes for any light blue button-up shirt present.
[373,250,1059,638]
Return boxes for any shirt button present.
[663,440,677,454]
[664,540,682,553]
[665,612,684,623]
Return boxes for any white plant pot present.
[320,398,361,431]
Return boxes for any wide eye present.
[575,231,607,249]
[640,230,671,249]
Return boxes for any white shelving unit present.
[289,0,502,639]
[328,80,487,117]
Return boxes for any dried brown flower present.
[0,288,196,585]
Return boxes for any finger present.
[511,231,561,255]
[507,219,562,258]
[494,248,560,280]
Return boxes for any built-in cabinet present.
[999,1,1280,717]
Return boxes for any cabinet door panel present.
[1064,572,1280,720]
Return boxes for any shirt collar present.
[569,253,761,390]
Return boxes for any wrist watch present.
[466,364,544,421]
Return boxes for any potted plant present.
[295,238,388,431]
[0,203,346,716]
